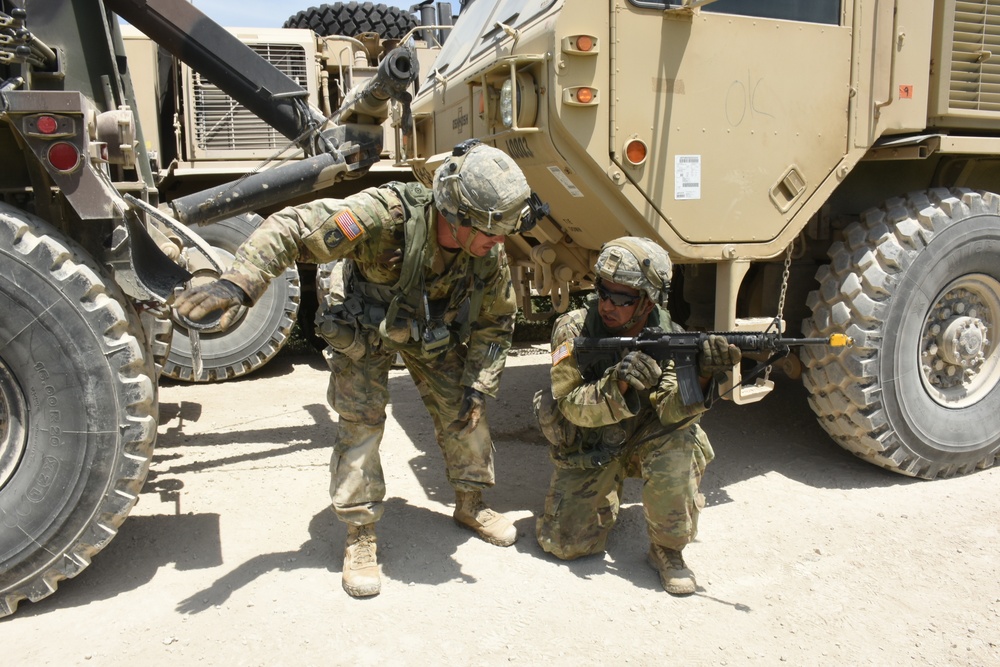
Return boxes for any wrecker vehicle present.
[0,0,420,616]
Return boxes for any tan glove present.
[447,387,485,437]
[174,279,248,331]
[613,350,662,391]
[699,334,742,377]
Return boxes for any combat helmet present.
[432,140,539,235]
[594,237,672,306]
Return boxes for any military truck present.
[406,0,1000,479]
[0,0,419,616]
[121,1,448,382]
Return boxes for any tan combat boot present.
[453,490,517,547]
[647,544,697,596]
[342,523,380,598]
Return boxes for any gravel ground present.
[3,348,998,666]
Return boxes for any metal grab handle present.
[874,0,901,114]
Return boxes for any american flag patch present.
[551,341,572,366]
[333,209,363,240]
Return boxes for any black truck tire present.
[0,203,157,617]
[283,2,417,39]
[801,188,1000,478]
[163,214,300,383]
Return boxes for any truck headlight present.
[500,79,516,127]
[499,72,537,129]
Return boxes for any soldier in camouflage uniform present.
[175,141,543,598]
[533,237,740,595]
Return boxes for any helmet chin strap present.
[459,226,480,255]
[439,213,481,256]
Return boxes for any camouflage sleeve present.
[649,359,709,426]
[549,310,639,428]
[221,190,391,303]
[462,246,517,397]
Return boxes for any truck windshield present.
[422,0,557,86]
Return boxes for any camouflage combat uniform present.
[221,181,517,526]
[535,300,715,558]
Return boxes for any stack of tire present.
[283,2,417,39]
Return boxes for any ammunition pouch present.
[533,388,568,447]
[533,389,630,469]
[315,297,368,361]
[353,276,461,355]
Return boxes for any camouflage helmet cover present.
[594,237,673,306]
[432,142,532,235]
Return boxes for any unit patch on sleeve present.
[551,341,572,366]
[333,209,363,241]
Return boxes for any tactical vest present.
[342,181,498,354]
[535,303,682,468]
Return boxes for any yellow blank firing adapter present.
[828,333,854,347]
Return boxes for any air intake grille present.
[949,1,1000,112]
[191,43,309,151]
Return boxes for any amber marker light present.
[625,139,648,166]
[575,87,594,104]
[562,35,599,55]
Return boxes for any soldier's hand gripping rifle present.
[573,328,854,406]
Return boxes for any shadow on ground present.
[12,350,919,618]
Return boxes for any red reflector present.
[48,142,80,171]
[576,36,594,52]
[37,115,59,135]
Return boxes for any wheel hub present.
[0,356,28,490]
[938,316,987,366]
[920,275,1000,407]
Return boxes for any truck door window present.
[630,0,841,26]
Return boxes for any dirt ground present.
[2,346,999,666]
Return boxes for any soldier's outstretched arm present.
[220,191,388,304]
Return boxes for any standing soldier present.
[533,237,740,595]
[175,141,545,598]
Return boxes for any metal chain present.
[764,241,794,382]
[776,240,793,325]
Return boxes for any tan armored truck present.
[406,0,1000,479]
[121,2,447,382]
[0,0,419,616]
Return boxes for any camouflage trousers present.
[536,422,713,558]
[326,343,495,526]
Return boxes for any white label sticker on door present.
[675,155,701,200]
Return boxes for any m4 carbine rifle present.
[573,328,854,406]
